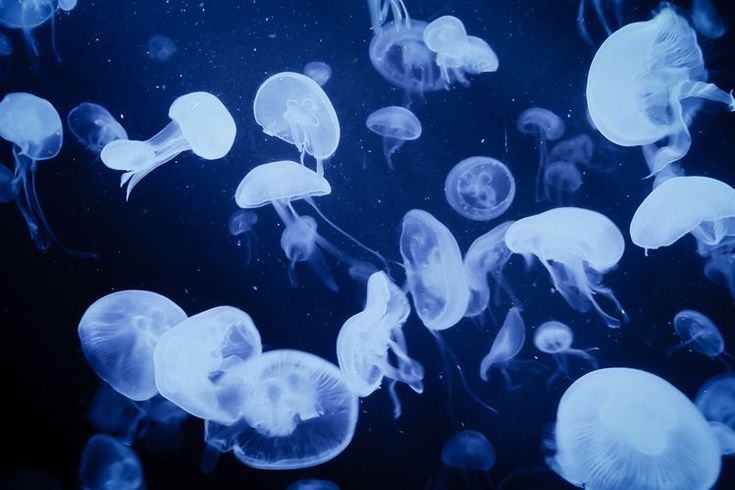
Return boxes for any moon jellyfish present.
[442,430,495,470]
[543,161,583,204]
[517,107,565,201]
[669,309,725,359]
[691,0,726,39]
[505,207,627,328]
[586,5,735,175]
[480,307,538,388]
[400,209,469,330]
[533,321,598,388]
[154,306,263,424]
[253,72,340,175]
[78,290,187,401]
[288,480,340,490]
[0,0,63,61]
[303,61,332,86]
[463,221,515,317]
[228,210,258,264]
[548,134,594,169]
[547,367,721,490]
[79,434,144,490]
[147,34,176,62]
[67,103,128,154]
[337,271,423,418]
[543,134,593,203]
[58,0,76,11]
[0,32,11,55]
[365,106,422,168]
[445,156,515,221]
[101,91,236,199]
[696,375,735,455]
[213,349,359,469]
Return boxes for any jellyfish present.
[337,271,423,418]
[228,210,258,264]
[101,91,236,199]
[669,309,726,360]
[67,103,128,154]
[210,349,359,470]
[78,290,187,401]
[441,430,495,488]
[147,34,176,61]
[303,61,332,86]
[365,106,422,169]
[548,134,594,169]
[691,0,726,39]
[546,367,721,490]
[0,32,12,55]
[79,434,144,490]
[253,72,340,175]
[445,156,515,221]
[700,237,735,300]
[533,321,598,388]
[58,0,76,11]
[479,307,540,388]
[505,207,627,328]
[0,0,63,61]
[586,5,735,175]
[287,480,340,490]
[463,221,516,317]
[367,0,410,32]
[543,161,583,204]
[696,374,735,455]
[153,306,263,424]
[517,108,565,202]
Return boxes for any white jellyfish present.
[303,61,332,86]
[533,320,598,388]
[365,106,422,168]
[669,309,726,360]
[445,156,516,221]
[517,107,566,202]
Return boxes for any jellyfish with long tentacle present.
[517,108,565,202]
[533,320,598,388]
[366,106,422,169]
[0,0,64,62]
[577,0,624,46]
[228,210,259,264]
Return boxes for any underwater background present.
[1,0,735,488]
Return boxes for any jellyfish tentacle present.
[386,379,402,419]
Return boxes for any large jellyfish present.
[696,374,735,455]
[253,72,340,175]
[505,207,627,328]
[79,434,144,490]
[78,290,187,401]
[669,309,725,359]
[303,61,332,86]
[445,156,515,221]
[586,5,735,175]
[533,320,598,388]
[67,103,128,154]
[0,0,63,61]
[547,367,721,490]
[212,349,359,470]
[153,306,263,424]
[517,107,565,202]
[479,307,538,388]
[337,271,423,418]
[400,209,469,330]
[101,91,236,199]
[365,106,422,169]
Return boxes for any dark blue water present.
[1,1,734,489]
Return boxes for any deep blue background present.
[1,0,735,488]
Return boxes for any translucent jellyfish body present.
[505,207,626,328]
[670,309,725,358]
[479,307,532,386]
[228,210,258,263]
[445,156,515,221]
[0,0,62,60]
[696,375,735,455]
[147,34,176,62]
[303,61,332,86]
[79,434,144,490]
[67,103,128,154]
[691,0,726,39]
[547,367,721,490]
[442,430,495,470]
[533,321,598,387]
[101,91,236,199]
[586,6,735,175]
[517,107,565,201]
[216,349,359,469]
[78,290,187,401]
[400,209,469,330]
[154,306,263,424]
[58,0,76,11]
[365,106,422,168]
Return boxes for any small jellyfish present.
[505,207,627,328]
[586,6,735,175]
[696,374,735,455]
[228,210,258,264]
[547,368,721,490]
[691,0,726,39]
[441,430,495,488]
[669,309,725,359]
[480,307,538,388]
[79,434,144,490]
[147,34,176,62]
[445,156,515,221]
[287,480,340,490]
[58,0,77,12]
[533,321,598,388]
[0,31,12,56]
[517,107,565,202]
[303,61,332,86]
[543,161,583,204]
[0,0,63,61]
[78,290,187,401]
[365,106,422,168]
[101,91,236,199]
[548,134,594,169]
[67,103,128,154]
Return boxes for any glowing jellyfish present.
[543,161,583,204]
[253,72,340,174]
[400,209,469,330]
[479,307,532,387]
[67,103,128,154]
[463,221,515,317]
[337,271,423,418]
[228,210,258,264]
[78,290,187,401]
[533,320,598,387]
[442,430,495,470]
[214,349,359,470]
[445,156,515,221]
[366,106,422,168]
[586,5,735,175]
[79,434,144,490]
[154,306,263,424]
[58,0,76,11]
[0,0,63,60]
[692,0,726,39]
[147,34,176,62]
[101,91,236,199]
[0,32,11,55]
[670,309,725,359]
[549,134,594,168]
[517,107,565,201]
[505,207,627,328]
[547,367,721,490]
[288,480,340,490]
[303,61,332,86]
[696,374,735,455]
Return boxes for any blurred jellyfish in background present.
[544,134,593,204]
[586,5,735,176]
[228,210,258,264]
[79,434,144,490]
[547,368,721,490]
[533,320,598,388]
[691,0,726,39]
[0,31,12,55]
[505,207,627,328]
[445,156,515,221]
[58,0,77,12]
[68,103,128,155]
[696,374,735,456]
[441,430,495,489]
[303,61,332,86]
[517,108,565,202]
[147,34,176,61]
[101,91,236,200]
[288,480,340,490]
[669,309,726,360]
[0,0,68,61]
[365,106,422,169]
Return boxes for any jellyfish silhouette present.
[366,106,422,168]
[67,103,128,154]
[303,61,332,86]
[517,108,565,202]
[696,374,735,455]
[533,320,598,388]
[691,0,726,39]
[0,0,65,61]
[543,134,593,204]
[441,430,496,489]
[79,434,144,490]
[445,156,515,221]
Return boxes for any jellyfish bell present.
[57,0,76,11]
[365,106,422,168]
[234,160,331,209]
[79,434,144,490]
[67,103,128,154]
[691,0,726,39]
[533,320,598,387]
[445,156,515,221]
[0,92,62,160]
[423,16,469,60]
[549,134,594,168]
[543,160,583,203]
[0,0,61,60]
[671,309,725,358]
[303,61,332,86]
[461,36,499,74]
[442,430,496,471]
[517,107,566,201]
